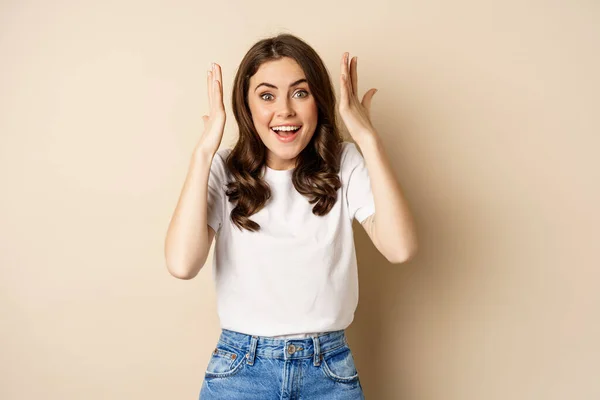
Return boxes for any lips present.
[271,127,300,134]
[271,125,301,143]
[271,125,302,136]
[270,125,302,131]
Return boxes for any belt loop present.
[246,335,258,365]
[312,334,321,366]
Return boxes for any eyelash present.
[260,90,309,101]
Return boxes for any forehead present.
[250,57,306,86]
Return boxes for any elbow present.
[164,242,208,280]
[386,242,418,265]
[168,268,199,280]
[165,258,204,280]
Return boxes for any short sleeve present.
[345,143,376,223]
[207,150,229,233]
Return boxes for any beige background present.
[1,0,598,399]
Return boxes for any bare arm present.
[337,52,417,264]
[164,62,225,279]
[164,152,217,279]
[358,135,418,264]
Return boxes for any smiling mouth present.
[271,126,302,136]
[270,126,302,143]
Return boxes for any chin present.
[271,149,300,161]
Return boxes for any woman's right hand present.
[194,63,226,158]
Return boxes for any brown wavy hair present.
[225,33,343,232]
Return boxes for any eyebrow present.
[254,78,308,92]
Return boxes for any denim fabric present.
[199,328,365,399]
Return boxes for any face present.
[247,57,318,170]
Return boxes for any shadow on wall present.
[349,219,419,399]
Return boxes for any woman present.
[164,33,417,399]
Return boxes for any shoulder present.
[211,147,234,171]
[214,147,233,163]
[340,141,363,169]
[209,147,234,180]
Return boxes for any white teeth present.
[272,126,301,132]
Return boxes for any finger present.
[350,57,358,96]
[340,53,351,106]
[340,66,349,108]
[207,72,212,110]
[213,76,222,111]
[361,88,378,114]
[345,53,351,87]
[340,52,349,84]
[214,63,223,106]
[215,63,223,85]
[208,63,214,109]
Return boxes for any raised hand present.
[195,62,226,157]
[339,52,378,145]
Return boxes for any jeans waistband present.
[217,328,348,366]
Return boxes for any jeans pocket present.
[204,342,246,379]
[321,345,360,384]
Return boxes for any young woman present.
[164,33,418,399]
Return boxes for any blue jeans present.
[199,328,365,399]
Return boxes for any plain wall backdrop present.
[1,0,598,399]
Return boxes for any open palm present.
[338,52,378,144]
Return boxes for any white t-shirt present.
[206,141,375,338]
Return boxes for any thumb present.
[361,88,378,111]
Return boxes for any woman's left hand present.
[339,52,379,145]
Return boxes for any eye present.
[294,90,309,98]
[260,90,309,102]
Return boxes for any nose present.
[276,96,296,118]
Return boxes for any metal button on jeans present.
[287,344,296,354]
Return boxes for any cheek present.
[303,101,319,124]
[255,110,274,130]
[258,108,273,124]
[248,100,272,127]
